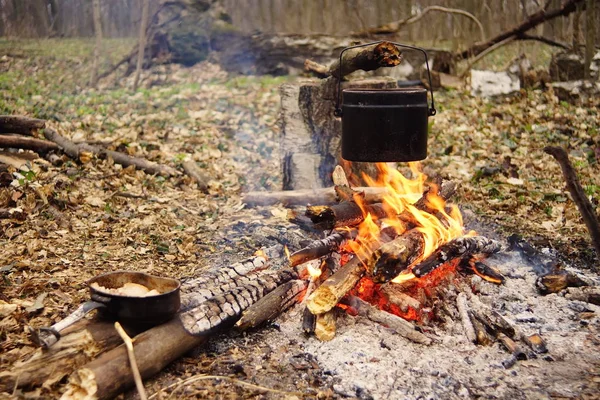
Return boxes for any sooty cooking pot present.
[334,41,437,162]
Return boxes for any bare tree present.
[90,0,103,87]
[133,0,151,91]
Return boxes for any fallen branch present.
[44,128,179,177]
[0,135,59,154]
[328,41,402,79]
[182,160,209,192]
[242,186,389,207]
[304,59,329,78]
[544,146,600,266]
[115,322,148,400]
[0,115,45,135]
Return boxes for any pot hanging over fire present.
[334,42,437,162]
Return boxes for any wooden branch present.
[458,0,585,59]
[44,128,180,177]
[379,284,421,313]
[360,5,485,43]
[304,59,329,78]
[62,318,208,400]
[235,279,307,331]
[457,257,506,284]
[328,41,402,79]
[498,332,527,360]
[0,135,58,154]
[456,292,476,343]
[348,296,432,345]
[114,322,147,400]
[460,36,516,78]
[544,146,600,264]
[0,115,45,135]
[182,160,209,192]
[517,33,570,49]
[242,186,389,207]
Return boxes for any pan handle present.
[29,300,106,349]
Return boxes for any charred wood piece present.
[498,333,528,360]
[0,115,45,135]
[235,279,307,331]
[536,271,588,295]
[468,310,494,346]
[369,230,424,282]
[507,234,559,276]
[412,236,503,278]
[469,308,516,339]
[180,269,298,336]
[456,292,476,343]
[329,41,402,79]
[564,286,600,306]
[379,284,422,313]
[302,307,317,334]
[289,229,357,267]
[306,201,387,230]
[457,257,505,284]
[347,296,432,345]
[523,333,548,354]
[180,256,268,311]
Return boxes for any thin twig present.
[149,374,306,399]
[114,322,148,400]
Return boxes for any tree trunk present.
[133,0,150,91]
[90,0,102,87]
[584,0,596,80]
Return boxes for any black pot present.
[341,87,429,162]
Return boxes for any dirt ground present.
[0,39,599,399]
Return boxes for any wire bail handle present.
[333,41,437,118]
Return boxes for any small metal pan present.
[30,271,180,349]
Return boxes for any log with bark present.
[368,229,425,282]
[0,115,45,135]
[242,186,388,207]
[306,201,388,230]
[44,128,180,177]
[289,229,357,267]
[327,41,402,79]
[0,135,59,154]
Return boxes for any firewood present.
[242,186,389,207]
[544,146,600,266]
[179,269,298,335]
[306,256,366,315]
[304,59,329,78]
[0,135,58,154]
[306,201,388,230]
[0,115,45,135]
[180,255,268,311]
[457,257,505,284]
[469,308,516,339]
[379,284,421,313]
[302,307,317,334]
[0,320,141,392]
[523,333,548,354]
[369,229,424,282]
[468,310,494,346]
[412,236,504,278]
[456,292,476,343]
[535,271,588,295]
[62,318,208,400]
[235,279,307,331]
[289,229,357,267]
[347,296,432,345]
[328,41,402,79]
[114,322,148,400]
[182,160,209,192]
[44,128,180,177]
[314,310,337,341]
[331,165,350,187]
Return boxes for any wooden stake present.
[115,322,147,400]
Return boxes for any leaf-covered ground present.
[0,39,598,398]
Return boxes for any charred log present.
[289,229,357,267]
[306,201,388,230]
[523,333,548,354]
[369,230,424,282]
[536,271,588,295]
[457,257,506,284]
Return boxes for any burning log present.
[180,269,298,335]
[289,229,357,267]
[180,255,268,311]
[306,201,388,230]
[456,292,476,343]
[0,115,45,135]
[306,256,366,315]
[314,310,337,341]
[369,229,424,282]
[347,296,432,345]
[379,284,422,313]
[412,236,504,278]
[235,279,307,331]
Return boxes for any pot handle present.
[334,41,437,118]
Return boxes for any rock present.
[470,70,520,98]
[549,51,586,82]
[551,80,600,105]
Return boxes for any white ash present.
[262,249,600,399]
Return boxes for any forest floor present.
[0,39,599,399]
